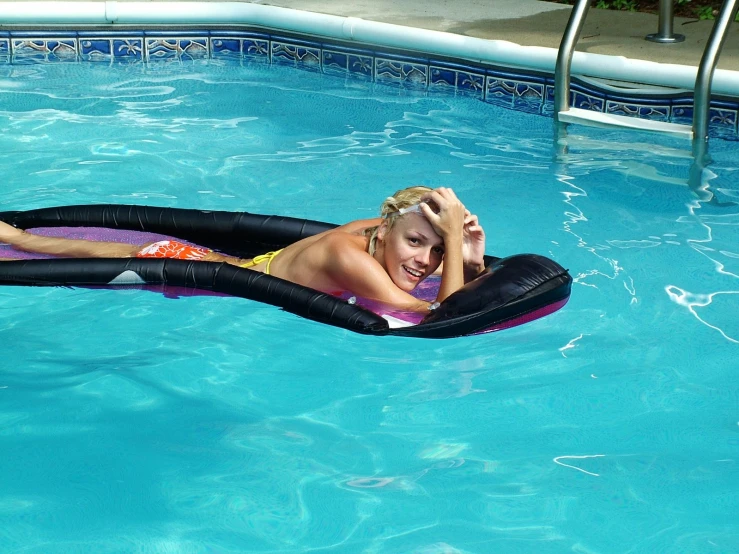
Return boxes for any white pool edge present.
[2,1,739,98]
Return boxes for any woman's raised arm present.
[419,188,466,303]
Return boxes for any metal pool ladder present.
[554,0,739,151]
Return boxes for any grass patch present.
[544,1,733,20]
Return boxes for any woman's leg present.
[0,220,139,258]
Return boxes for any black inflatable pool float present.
[0,204,571,338]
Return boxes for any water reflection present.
[554,122,738,343]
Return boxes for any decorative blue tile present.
[532,84,583,117]
[180,39,208,60]
[375,58,428,88]
[672,97,738,135]
[271,41,320,70]
[430,66,455,88]
[322,48,348,75]
[485,77,516,107]
[430,66,484,97]
[80,38,111,61]
[13,38,78,62]
[639,105,670,121]
[348,54,372,77]
[608,102,639,117]
[457,71,485,96]
[541,84,556,116]
[709,107,737,127]
[113,39,144,61]
[243,39,269,59]
[510,81,543,113]
[572,91,604,112]
[146,39,178,61]
[606,100,669,121]
[709,107,738,139]
[76,32,143,62]
[2,27,738,139]
[210,33,268,60]
[50,39,78,60]
[671,103,693,125]
[211,37,241,58]
[514,81,543,99]
[146,38,208,61]
[318,46,372,78]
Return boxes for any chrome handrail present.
[692,0,739,150]
[553,0,590,117]
[556,0,738,151]
[646,0,685,43]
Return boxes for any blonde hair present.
[366,186,432,256]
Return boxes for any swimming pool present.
[1,56,738,554]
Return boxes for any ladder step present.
[558,108,693,138]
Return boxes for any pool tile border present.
[1,28,737,139]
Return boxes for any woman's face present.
[376,213,444,292]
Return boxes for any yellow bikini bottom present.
[239,249,283,275]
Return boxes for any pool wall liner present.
[0,204,572,338]
[2,4,739,138]
[2,1,739,98]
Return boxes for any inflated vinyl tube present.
[0,204,573,339]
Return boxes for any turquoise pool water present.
[1,60,737,553]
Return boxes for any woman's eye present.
[432,247,444,255]
[409,237,420,245]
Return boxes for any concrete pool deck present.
[252,0,739,71]
[4,0,739,71]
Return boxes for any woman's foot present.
[0,221,24,244]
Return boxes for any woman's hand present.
[462,209,486,277]
[419,187,465,241]
[420,187,466,303]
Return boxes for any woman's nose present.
[414,248,431,266]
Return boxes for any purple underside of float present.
[0,227,188,260]
[0,227,436,315]
[0,227,568,332]
[0,227,221,298]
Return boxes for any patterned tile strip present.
[0,30,737,138]
[0,37,9,63]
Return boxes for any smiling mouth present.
[403,265,423,279]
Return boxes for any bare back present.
[260,217,430,312]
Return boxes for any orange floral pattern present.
[136,240,211,261]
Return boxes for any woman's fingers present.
[421,189,447,211]
[464,213,478,226]
[418,188,467,239]
[419,201,438,220]
[422,187,460,207]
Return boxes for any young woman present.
[0,186,486,312]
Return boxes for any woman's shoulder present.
[317,227,368,255]
[308,218,380,251]
[280,223,376,292]
[334,217,383,235]
[287,225,368,265]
